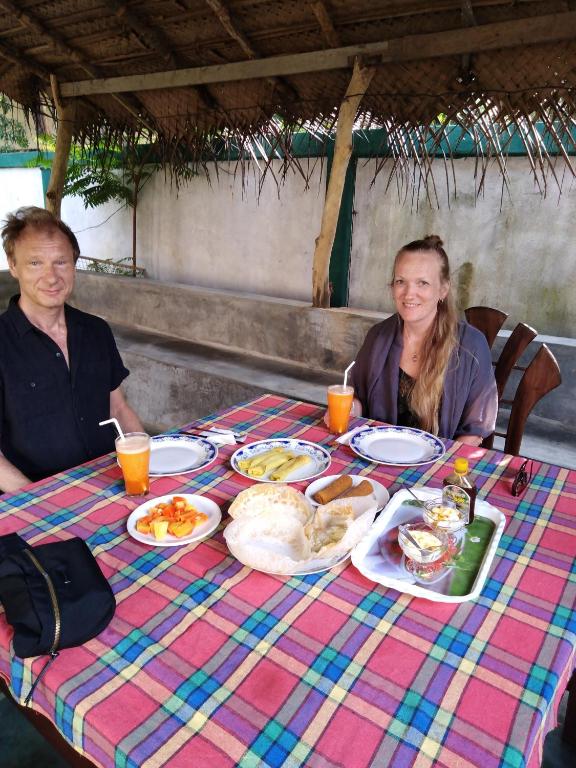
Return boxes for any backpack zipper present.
[24,549,61,654]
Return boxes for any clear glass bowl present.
[422,498,466,532]
[398,522,448,564]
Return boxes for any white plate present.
[231,549,350,576]
[127,494,221,547]
[149,435,218,476]
[351,488,505,602]
[350,426,445,466]
[230,439,331,483]
[305,474,389,510]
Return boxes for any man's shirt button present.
[56,352,62,358]
[30,382,36,388]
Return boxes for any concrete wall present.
[135,160,326,300]
[61,194,133,265]
[1,155,575,339]
[0,168,45,269]
[0,159,326,301]
[0,167,132,269]
[350,157,576,337]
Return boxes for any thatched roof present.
[1,1,576,189]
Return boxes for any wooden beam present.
[105,0,177,66]
[460,0,477,84]
[312,58,375,308]
[61,11,576,97]
[310,1,341,48]
[204,0,299,102]
[205,0,257,59]
[104,0,219,112]
[45,76,75,219]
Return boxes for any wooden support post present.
[312,58,375,308]
[45,75,76,218]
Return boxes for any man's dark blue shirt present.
[0,296,129,481]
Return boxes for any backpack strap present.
[24,652,60,707]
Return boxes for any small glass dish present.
[398,522,447,564]
[423,498,466,532]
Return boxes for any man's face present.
[8,227,76,312]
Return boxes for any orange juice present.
[115,433,150,496]
[327,385,354,434]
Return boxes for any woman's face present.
[392,249,449,328]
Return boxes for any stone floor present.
[0,690,69,768]
[515,414,576,470]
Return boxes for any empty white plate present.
[149,435,218,476]
[350,426,445,467]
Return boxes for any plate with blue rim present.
[149,434,218,476]
[349,426,445,467]
[231,438,331,483]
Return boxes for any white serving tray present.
[351,487,506,603]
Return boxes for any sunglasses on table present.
[511,459,534,497]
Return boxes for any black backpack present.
[0,533,116,704]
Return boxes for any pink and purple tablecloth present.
[1,394,575,767]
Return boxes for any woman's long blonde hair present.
[393,235,459,435]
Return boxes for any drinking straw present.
[343,360,355,389]
[99,418,125,441]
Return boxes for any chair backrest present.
[503,344,562,455]
[494,322,538,400]
[464,306,509,349]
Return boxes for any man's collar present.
[6,295,34,337]
[6,295,80,337]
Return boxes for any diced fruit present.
[168,520,195,538]
[151,519,169,540]
[135,497,209,542]
[136,518,151,534]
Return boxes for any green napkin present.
[448,518,496,596]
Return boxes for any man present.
[0,206,143,492]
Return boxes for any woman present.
[352,235,497,445]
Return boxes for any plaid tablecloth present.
[0,395,575,768]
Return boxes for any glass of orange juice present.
[327,384,354,434]
[115,432,150,496]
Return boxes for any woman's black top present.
[397,368,420,428]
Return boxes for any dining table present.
[0,393,574,768]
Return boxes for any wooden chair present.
[485,344,562,455]
[494,322,538,400]
[464,306,509,349]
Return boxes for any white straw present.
[343,360,355,389]
[99,418,125,441]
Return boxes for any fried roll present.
[312,475,353,505]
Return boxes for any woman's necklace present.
[404,334,422,365]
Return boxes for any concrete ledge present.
[70,272,384,373]
[114,325,338,431]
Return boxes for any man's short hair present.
[1,206,80,263]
